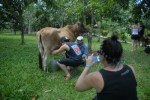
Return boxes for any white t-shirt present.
[132,28,139,35]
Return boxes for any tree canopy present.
[0,0,150,44]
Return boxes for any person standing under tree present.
[139,21,146,47]
[131,20,140,51]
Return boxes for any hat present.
[60,36,70,42]
[77,36,83,41]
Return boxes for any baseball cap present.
[77,36,83,41]
[60,36,70,42]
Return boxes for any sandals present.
[64,75,71,80]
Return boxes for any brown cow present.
[36,22,89,72]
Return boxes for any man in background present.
[76,36,88,60]
[139,21,146,47]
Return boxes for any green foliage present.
[116,27,128,42]
[101,29,108,36]
[132,0,150,20]
[144,29,150,40]
[0,33,150,99]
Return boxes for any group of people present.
[131,20,146,51]
[51,34,138,100]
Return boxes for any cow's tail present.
[38,33,44,70]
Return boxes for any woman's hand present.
[85,54,95,68]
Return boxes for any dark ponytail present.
[100,35,123,65]
[111,35,118,41]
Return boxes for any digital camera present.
[92,56,100,62]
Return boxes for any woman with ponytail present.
[75,35,138,100]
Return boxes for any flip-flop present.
[65,75,71,80]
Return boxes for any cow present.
[36,22,89,72]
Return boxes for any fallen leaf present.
[44,90,52,93]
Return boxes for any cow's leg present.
[39,52,43,70]
[38,50,44,70]
[43,50,49,72]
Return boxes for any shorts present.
[131,35,140,41]
[58,58,83,67]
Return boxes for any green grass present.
[0,33,150,100]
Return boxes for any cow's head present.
[75,22,89,35]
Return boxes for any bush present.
[101,30,108,36]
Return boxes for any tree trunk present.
[88,7,94,53]
[28,18,31,34]
[87,32,92,53]
[13,27,17,35]
[20,14,25,45]
[21,24,25,45]
[82,0,86,25]
[97,14,102,42]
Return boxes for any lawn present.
[0,33,150,100]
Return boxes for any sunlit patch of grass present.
[0,33,150,100]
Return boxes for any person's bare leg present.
[132,40,135,51]
[57,62,71,80]
[137,40,140,48]
[135,40,139,49]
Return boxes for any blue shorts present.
[58,58,83,67]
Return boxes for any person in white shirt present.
[131,20,140,51]
[76,36,88,60]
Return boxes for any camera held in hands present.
[92,56,100,62]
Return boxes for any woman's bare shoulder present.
[89,71,104,92]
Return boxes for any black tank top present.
[96,65,138,100]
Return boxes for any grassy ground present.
[0,33,150,100]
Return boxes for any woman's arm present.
[75,68,104,92]
[75,55,104,92]
[75,67,92,91]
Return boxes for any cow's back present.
[57,26,76,42]
[37,27,62,52]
